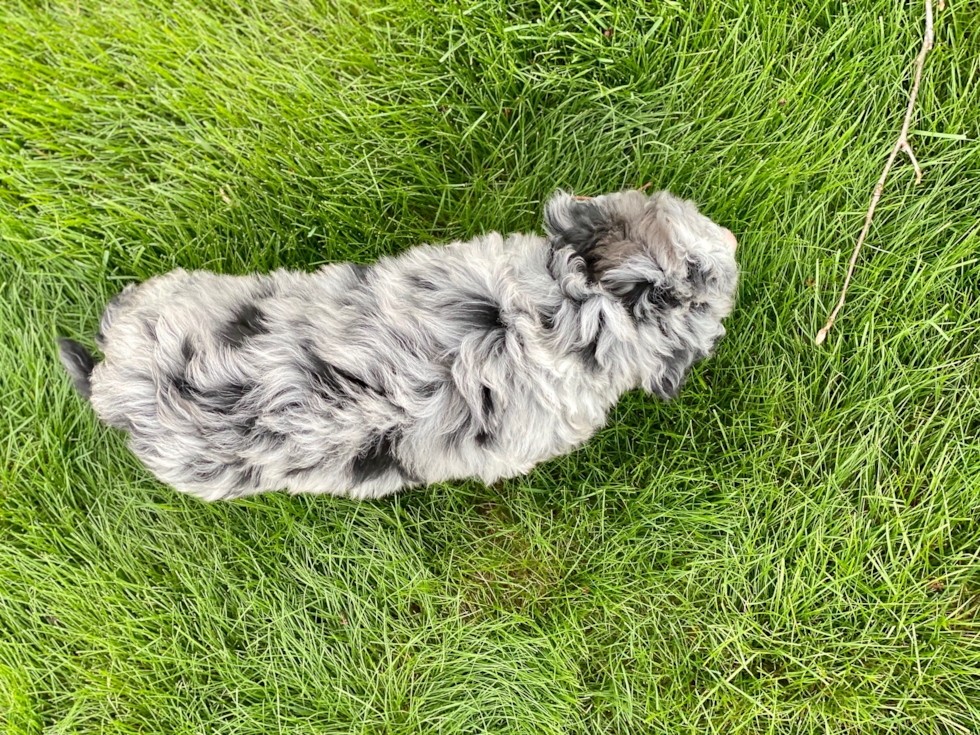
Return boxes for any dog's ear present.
[543,191,613,279]
[642,345,700,402]
[603,263,682,323]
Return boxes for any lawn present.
[2,0,980,732]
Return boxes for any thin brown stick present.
[815,0,935,346]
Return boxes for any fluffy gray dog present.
[58,189,738,501]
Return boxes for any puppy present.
[59,190,738,500]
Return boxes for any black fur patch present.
[181,337,196,362]
[410,275,439,291]
[445,384,498,448]
[686,260,708,288]
[546,199,620,281]
[547,199,605,250]
[233,414,258,437]
[541,298,584,332]
[481,385,494,419]
[350,264,371,282]
[172,374,195,400]
[350,430,412,484]
[230,412,284,445]
[301,341,375,402]
[475,385,496,447]
[220,303,268,348]
[168,339,199,400]
[418,382,441,398]
[618,280,681,322]
[457,295,508,354]
[234,464,262,490]
[578,312,605,371]
[198,383,252,414]
[170,339,252,414]
[458,296,505,333]
[441,382,474,449]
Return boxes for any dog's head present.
[544,189,738,399]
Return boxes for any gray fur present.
[59,189,738,501]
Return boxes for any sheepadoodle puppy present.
[59,189,739,501]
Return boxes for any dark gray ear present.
[543,191,610,279]
[58,338,96,399]
[605,271,681,323]
[643,345,700,401]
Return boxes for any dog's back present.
[57,236,597,500]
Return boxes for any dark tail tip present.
[57,338,96,399]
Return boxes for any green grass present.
[2,0,980,731]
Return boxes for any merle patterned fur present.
[58,190,738,500]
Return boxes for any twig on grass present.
[815,0,936,346]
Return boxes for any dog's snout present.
[722,228,737,251]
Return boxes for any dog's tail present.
[57,338,96,400]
